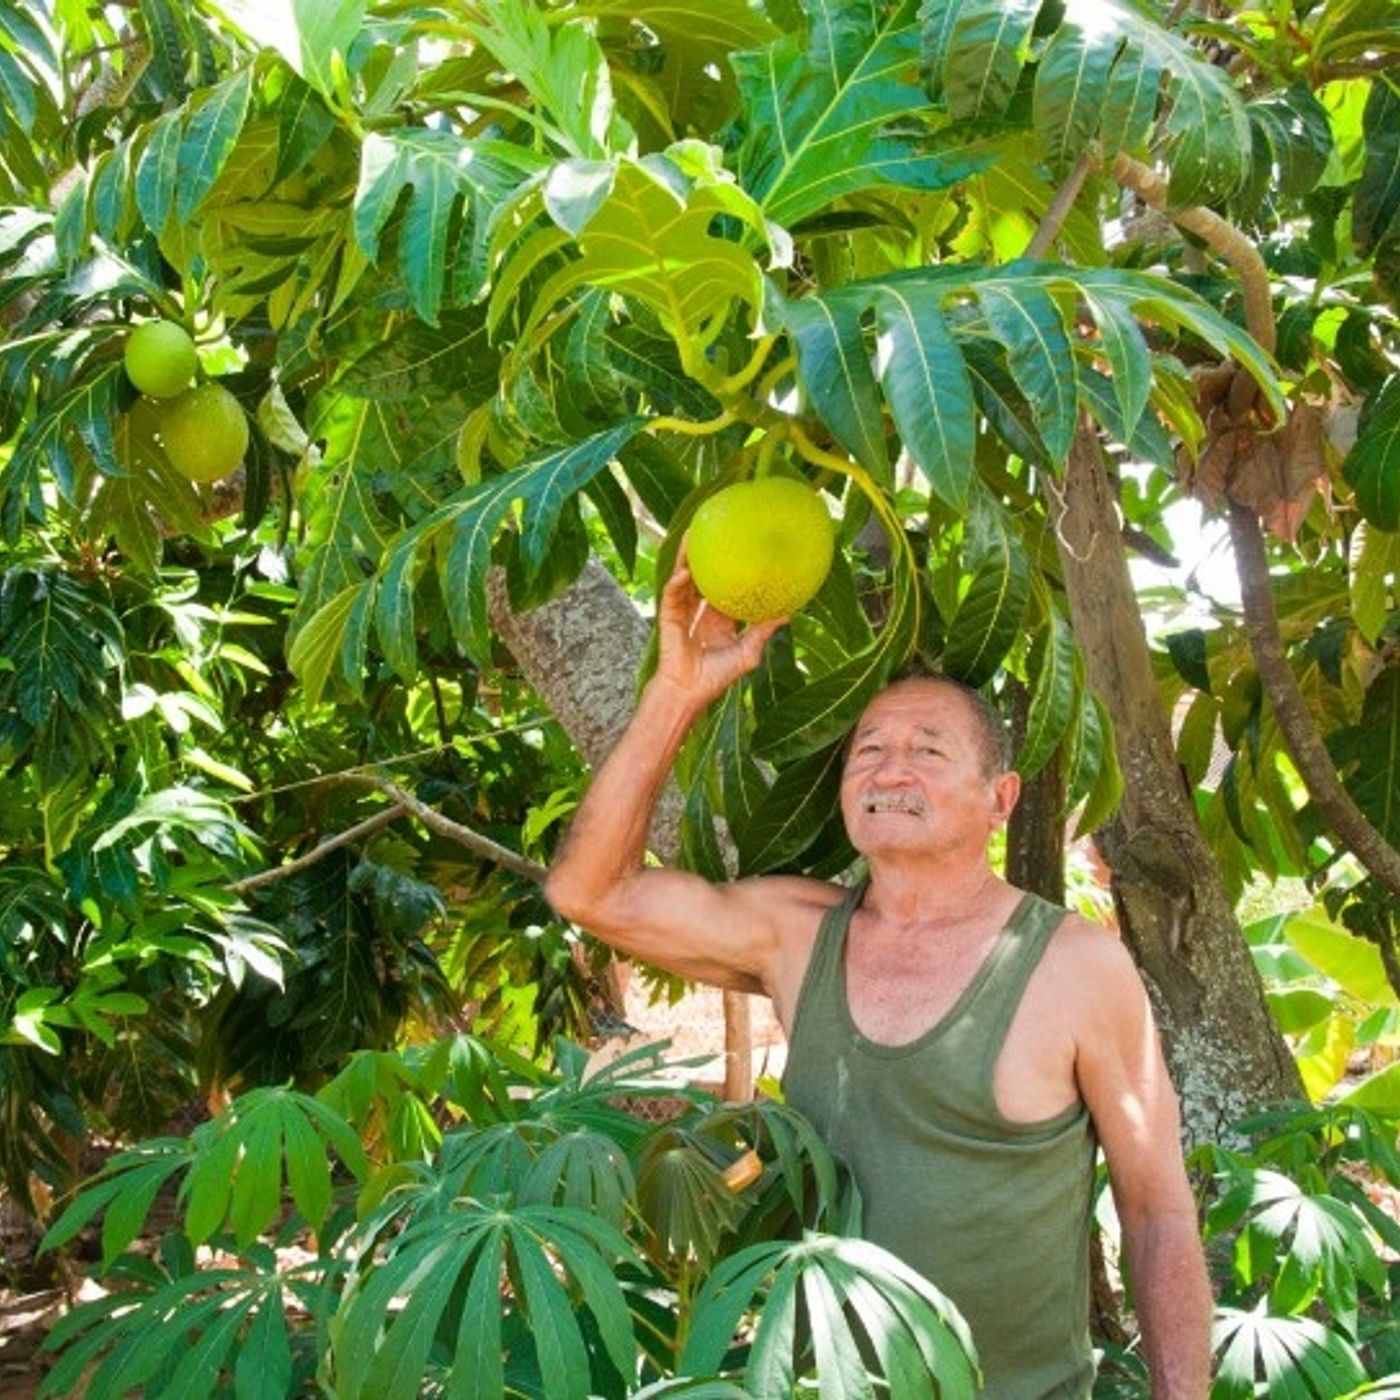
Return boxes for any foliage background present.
[2,0,1400,1393]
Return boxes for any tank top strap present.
[788,876,868,1044]
[968,892,1070,1077]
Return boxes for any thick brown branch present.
[1228,503,1400,898]
[1111,153,1275,357]
[228,804,406,894]
[341,774,548,883]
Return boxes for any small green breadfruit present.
[686,476,836,622]
[157,383,249,483]
[123,320,197,399]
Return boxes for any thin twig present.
[340,774,548,883]
[228,805,407,894]
[1024,154,1094,259]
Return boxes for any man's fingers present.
[741,615,788,662]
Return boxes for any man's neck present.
[860,855,1009,931]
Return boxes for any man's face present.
[838,680,1019,858]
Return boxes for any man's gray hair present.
[880,663,1012,776]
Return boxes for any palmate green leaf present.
[354,129,541,323]
[734,740,845,875]
[732,0,995,229]
[683,1233,977,1399]
[178,1086,366,1247]
[1345,376,1400,530]
[331,1201,638,1400]
[40,1256,302,1400]
[39,1139,192,1261]
[942,491,1030,688]
[636,1128,745,1272]
[519,1128,635,1229]
[1211,1302,1367,1400]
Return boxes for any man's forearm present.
[546,678,704,912]
[1124,1210,1214,1398]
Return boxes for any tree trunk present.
[487,564,754,1098]
[1006,679,1067,905]
[1051,425,1302,1148]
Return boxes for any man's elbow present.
[543,868,588,924]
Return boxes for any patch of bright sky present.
[1126,486,1242,633]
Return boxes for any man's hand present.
[654,544,786,707]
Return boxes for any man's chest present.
[844,934,1081,1124]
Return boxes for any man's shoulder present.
[733,874,848,924]
[1038,908,1141,994]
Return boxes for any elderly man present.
[545,552,1212,1399]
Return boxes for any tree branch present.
[1228,503,1400,897]
[1025,154,1094,259]
[339,774,548,883]
[228,804,407,894]
[1111,153,1274,358]
[1110,152,1400,900]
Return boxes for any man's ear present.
[991,770,1021,825]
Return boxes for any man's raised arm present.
[544,553,788,993]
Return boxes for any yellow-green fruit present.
[157,383,249,483]
[123,320,197,399]
[686,476,835,622]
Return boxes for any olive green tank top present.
[782,880,1097,1399]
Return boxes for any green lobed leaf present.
[871,281,976,510]
[354,129,540,323]
[134,108,181,232]
[941,494,1030,688]
[1015,609,1076,780]
[735,741,845,875]
[1354,77,1400,256]
[1031,7,1118,174]
[732,3,996,229]
[972,282,1076,465]
[1345,377,1400,530]
[176,68,254,223]
[942,0,1041,122]
[782,289,888,482]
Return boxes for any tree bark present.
[1052,425,1302,1148]
[487,563,754,1099]
[1006,680,1067,904]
